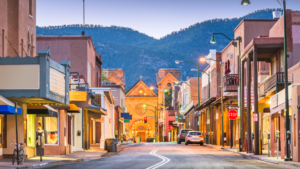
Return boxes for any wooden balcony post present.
[254,48,259,155]
[247,56,252,153]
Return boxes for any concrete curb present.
[222,148,300,169]
[11,151,108,169]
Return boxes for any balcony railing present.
[261,72,293,93]
[223,74,239,92]
[69,83,89,91]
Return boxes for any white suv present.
[185,131,204,146]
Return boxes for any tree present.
[125,87,131,94]
[164,88,173,108]
[102,72,110,82]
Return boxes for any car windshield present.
[189,132,201,135]
[181,130,192,133]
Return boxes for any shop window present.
[27,115,35,147]
[38,116,59,145]
[24,118,27,146]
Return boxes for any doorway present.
[96,122,101,143]
[137,132,146,142]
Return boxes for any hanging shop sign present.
[253,114,258,122]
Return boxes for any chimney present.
[273,10,282,19]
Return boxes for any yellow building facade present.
[125,79,157,142]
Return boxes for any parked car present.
[177,129,192,144]
[185,131,204,146]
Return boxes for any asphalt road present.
[40,142,293,169]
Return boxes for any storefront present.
[0,49,70,158]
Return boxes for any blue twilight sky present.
[37,0,300,39]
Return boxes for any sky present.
[37,0,300,39]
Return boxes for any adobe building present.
[103,69,126,88]
[125,77,157,142]
[36,35,102,88]
[0,0,36,57]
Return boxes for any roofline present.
[234,19,278,32]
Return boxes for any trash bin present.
[105,138,118,152]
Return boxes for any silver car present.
[185,131,204,146]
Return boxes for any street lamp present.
[210,32,242,148]
[175,60,201,107]
[200,57,224,147]
[150,86,168,142]
[241,0,290,159]
[241,0,250,5]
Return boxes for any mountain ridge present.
[36,8,281,88]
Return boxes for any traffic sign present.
[228,110,238,120]
[228,106,239,110]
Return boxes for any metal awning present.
[0,95,21,115]
[67,101,80,113]
[27,105,58,117]
[84,105,107,116]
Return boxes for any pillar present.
[271,115,275,156]
[253,47,259,155]
[241,60,245,151]
[247,56,252,153]
[280,110,285,159]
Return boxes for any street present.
[39,143,292,169]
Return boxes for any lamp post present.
[200,57,224,147]
[143,104,159,142]
[210,32,242,149]
[175,60,200,107]
[241,0,290,160]
[150,86,168,142]
[192,68,211,143]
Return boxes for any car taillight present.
[187,135,191,137]
[180,134,183,137]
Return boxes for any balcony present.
[70,83,89,91]
[223,74,239,92]
[261,72,293,95]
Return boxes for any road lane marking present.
[146,150,170,169]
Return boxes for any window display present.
[27,115,36,147]
[38,116,58,145]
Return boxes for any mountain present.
[36,8,281,88]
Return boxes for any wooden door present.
[96,122,101,143]
[137,132,145,142]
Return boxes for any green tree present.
[164,88,173,108]
[102,72,110,82]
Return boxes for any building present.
[36,35,102,88]
[0,0,36,58]
[156,69,182,142]
[125,77,157,142]
[103,69,126,89]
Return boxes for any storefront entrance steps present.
[205,144,300,168]
[0,149,107,169]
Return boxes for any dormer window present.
[29,0,33,16]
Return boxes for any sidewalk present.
[0,147,107,169]
[206,144,300,169]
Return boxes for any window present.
[29,0,32,16]
[167,83,171,87]
[27,115,36,147]
[0,115,7,148]
[37,116,59,145]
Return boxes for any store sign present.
[253,114,258,121]
[0,65,40,89]
[50,68,65,96]
[207,119,210,124]
[69,91,87,101]
[270,94,278,109]
[216,113,218,119]
[244,86,254,107]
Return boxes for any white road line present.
[146,150,170,169]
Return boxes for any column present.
[271,115,275,156]
[253,47,259,155]
[100,94,106,149]
[241,60,245,151]
[280,110,285,159]
[247,56,252,153]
